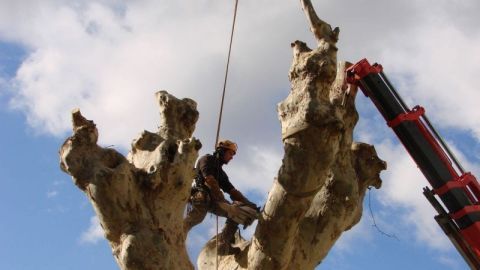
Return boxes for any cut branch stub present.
[156,90,199,139]
[300,0,339,45]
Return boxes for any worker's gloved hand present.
[233,201,260,228]
[232,200,260,212]
[229,189,257,208]
[217,202,259,226]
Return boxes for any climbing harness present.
[214,1,239,269]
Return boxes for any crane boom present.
[346,59,480,269]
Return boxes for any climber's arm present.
[229,188,256,207]
[204,175,226,202]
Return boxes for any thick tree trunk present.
[59,1,386,269]
[60,91,200,270]
[199,1,385,269]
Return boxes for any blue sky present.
[1,1,479,269]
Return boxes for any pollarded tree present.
[59,1,386,269]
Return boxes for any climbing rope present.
[214,0,239,146]
[214,1,239,269]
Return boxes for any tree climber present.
[184,139,259,255]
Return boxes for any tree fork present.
[59,1,386,269]
[60,92,201,270]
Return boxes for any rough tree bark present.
[60,92,200,270]
[59,1,386,269]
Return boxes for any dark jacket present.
[194,154,234,193]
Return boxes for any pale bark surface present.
[60,91,200,270]
[59,1,386,269]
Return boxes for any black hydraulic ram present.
[346,59,480,268]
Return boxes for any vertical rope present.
[214,1,239,269]
[214,0,239,146]
[215,215,219,270]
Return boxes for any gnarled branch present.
[300,0,339,45]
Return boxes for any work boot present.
[217,220,240,256]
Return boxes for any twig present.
[368,188,399,240]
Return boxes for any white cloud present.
[1,0,479,154]
[381,23,480,139]
[0,1,294,148]
[46,205,67,214]
[0,76,6,93]
[46,190,58,198]
[226,144,283,201]
[53,179,66,186]
[80,216,105,244]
